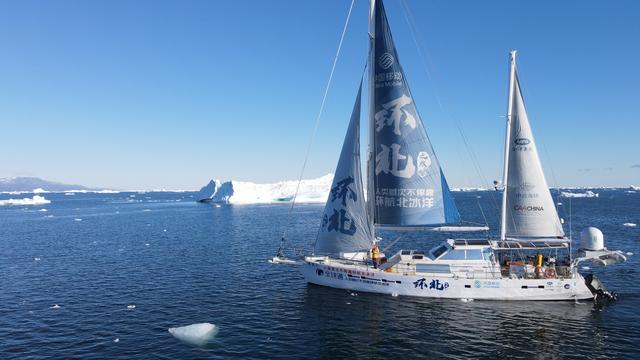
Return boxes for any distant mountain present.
[0,177,92,192]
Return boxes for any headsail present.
[315,84,374,256]
[371,0,460,227]
[501,51,564,240]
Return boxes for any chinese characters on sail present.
[322,176,358,236]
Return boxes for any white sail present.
[501,51,564,240]
[314,84,374,256]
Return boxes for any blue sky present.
[0,0,638,189]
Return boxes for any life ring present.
[544,268,557,279]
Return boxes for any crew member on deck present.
[372,244,380,269]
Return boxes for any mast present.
[500,50,517,241]
[367,0,376,238]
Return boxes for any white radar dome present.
[580,227,604,251]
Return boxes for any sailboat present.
[289,0,625,301]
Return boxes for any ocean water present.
[0,190,638,359]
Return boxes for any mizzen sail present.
[371,1,460,227]
[315,84,373,256]
[502,51,564,240]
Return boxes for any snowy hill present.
[198,174,334,204]
[0,177,91,193]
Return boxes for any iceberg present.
[196,174,333,205]
[196,179,220,202]
[560,190,599,198]
[0,195,51,206]
[168,323,218,346]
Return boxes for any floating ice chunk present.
[145,243,150,246]
[460,298,474,302]
[0,195,51,206]
[581,266,590,270]
[163,229,167,232]
[74,218,82,222]
[50,304,61,309]
[32,188,47,194]
[143,209,151,212]
[626,252,634,256]
[168,323,218,346]
[34,257,41,261]
[113,338,120,343]
[39,209,48,212]
[65,192,75,196]
[45,215,54,218]
[215,204,221,208]
[623,223,637,227]
[127,305,136,310]
[346,302,351,305]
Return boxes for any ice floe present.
[50,304,61,309]
[39,208,48,212]
[168,323,218,346]
[74,218,83,222]
[126,305,136,310]
[623,223,637,227]
[560,191,599,198]
[0,195,51,206]
[626,252,634,256]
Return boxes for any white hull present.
[301,258,594,301]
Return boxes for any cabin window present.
[440,250,466,260]
[416,264,451,274]
[465,249,484,260]
[401,250,411,255]
[431,245,448,259]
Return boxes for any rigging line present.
[398,0,500,215]
[279,0,356,250]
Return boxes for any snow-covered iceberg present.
[196,174,333,204]
[196,179,221,202]
[0,195,51,206]
[560,190,599,198]
[168,323,218,346]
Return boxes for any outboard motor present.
[584,274,618,302]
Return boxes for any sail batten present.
[314,83,374,256]
[501,52,564,240]
[371,1,460,227]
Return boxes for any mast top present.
[510,50,517,63]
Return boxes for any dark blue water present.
[1,190,638,359]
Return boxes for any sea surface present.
[0,189,638,359]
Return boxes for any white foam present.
[168,323,218,346]
[0,195,51,206]
[623,223,637,227]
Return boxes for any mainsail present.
[315,84,374,256]
[370,0,460,227]
[501,51,564,240]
